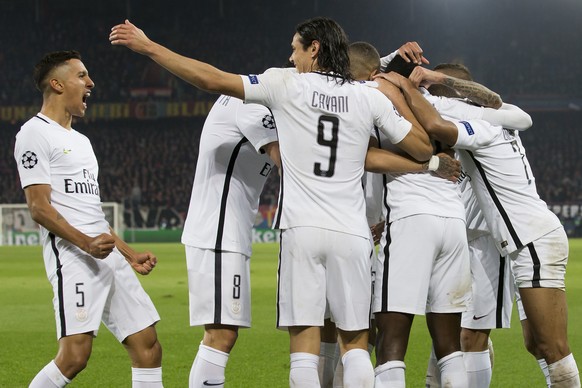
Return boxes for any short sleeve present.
[236,102,279,153]
[453,119,500,151]
[14,126,51,188]
[241,67,290,108]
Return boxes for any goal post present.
[0,202,124,246]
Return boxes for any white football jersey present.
[363,169,385,227]
[241,68,412,238]
[370,90,471,223]
[181,96,278,256]
[453,119,562,256]
[424,93,485,122]
[14,113,110,240]
[425,91,534,242]
[459,175,490,241]
[378,139,465,223]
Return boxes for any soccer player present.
[181,94,279,387]
[110,17,434,387]
[402,63,538,388]
[384,70,581,388]
[14,51,163,387]
[318,40,440,388]
[419,64,532,388]
[370,74,473,388]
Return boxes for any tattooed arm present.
[408,66,502,109]
[24,184,115,259]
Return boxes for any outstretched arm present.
[482,103,532,131]
[409,66,502,109]
[24,184,115,259]
[110,20,244,99]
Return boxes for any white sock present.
[426,347,441,388]
[132,367,163,388]
[189,344,229,388]
[537,359,551,387]
[319,342,339,388]
[374,360,406,388]
[548,354,581,388]
[437,351,468,388]
[290,352,320,388]
[333,344,373,388]
[29,360,71,388]
[341,349,373,388]
[463,351,491,388]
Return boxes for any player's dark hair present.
[295,17,352,83]
[348,41,380,81]
[33,50,82,92]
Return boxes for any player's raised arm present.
[409,66,502,109]
[110,19,244,99]
[380,71,460,146]
[374,78,433,161]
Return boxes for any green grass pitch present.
[1,241,580,387]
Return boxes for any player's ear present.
[311,40,320,58]
[49,78,64,94]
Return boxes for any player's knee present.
[135,338,163,367]
[57,353,90,378]
[523,335,539,358]
[531,339,571,363]
[460,329,489,352]
[204,326,239,353]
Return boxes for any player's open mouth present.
[83,91,91,107]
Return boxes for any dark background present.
[1,0,581,233]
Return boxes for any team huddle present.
[14,16,579,388]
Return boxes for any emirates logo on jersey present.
[262,114,276,130]
[21,151,38,169]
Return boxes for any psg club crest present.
[21,151,38,169]
[262,114,276,130]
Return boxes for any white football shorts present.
[277,227,373,331]
[373,215,472,315]
[43,243,160,341]
[510,226,568,290]
[461,234,514,330]
[186,245,251,328]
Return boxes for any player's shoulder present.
[353,81,389,103]
[17,115,49,138]
[259,67,296,80]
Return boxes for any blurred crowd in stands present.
[1,0,582,233]
[1,0,581,106]
[2,112,581,232]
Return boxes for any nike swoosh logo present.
[203,381,224,386]
[473,315,487,320]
